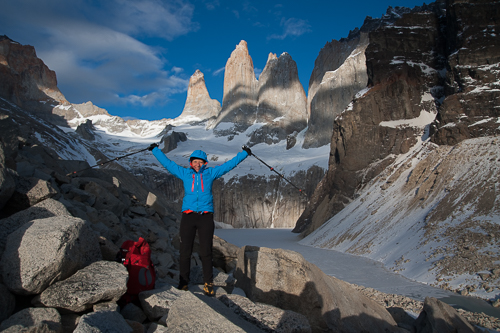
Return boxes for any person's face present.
[191,158,206,172]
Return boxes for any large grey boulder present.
[166,291,264,333]
[414,297,479,333]
[0,198,70,257]
[0,283,15,322]
[0,216,102,295]
[5,176,59,212]
[0,307,62,333]
[213,234,240,272]
[37,261,128,312]
[219,293,311,333]
[234,246,404,333]
[138,284,185,321]
[146,192,169,218]
[73,310,132,333]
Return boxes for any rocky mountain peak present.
[177,69,221,122]
[213,41,307,146]
[213,40,258,133]
[250,51,307,147]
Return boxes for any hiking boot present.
[203,282,215,296]
[177,280,189,291]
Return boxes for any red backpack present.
[118,237,156,302]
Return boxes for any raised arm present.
[211,148,250,179]
[150,145,187,179]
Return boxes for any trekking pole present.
[66,145,154,177]
[243,146,308,198]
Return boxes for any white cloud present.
[213,67,225,76]
[172,66,184,74]
[110,0,199,40]
[0,0,194,109]
[268,17,312,40]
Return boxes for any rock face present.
[0,35,69,125]
[249,52,308,147]
[303,32,369,149]
[214,40,259,133]
[294,2,448,234]
[234,246,403,333]
[430,0,500,145]
[213,167,323,228]
[213,41,308,146]
[177,70,221,121]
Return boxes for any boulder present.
[98,235,121,261]
[0,216,102,295]
[0,307,62,333]
[165,291,263,333]
[414,297,479,333]
[219,293,312,333]
[213,234,240,272]
[146,192,169,218]
[0,283,15,322]
[234,246,404,333]
[0,198,70,257]
[37,261,128,312]
[73,310,132,333]
[5,176,58,212]
[138,284,186,321]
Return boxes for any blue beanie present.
[190,150,208,163]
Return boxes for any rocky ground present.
[352,283,500,332]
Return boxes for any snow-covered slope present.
[61,110,330,182]
[300,134,500,302]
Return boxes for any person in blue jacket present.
[148,143,252,296]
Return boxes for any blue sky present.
[1,0,427,121]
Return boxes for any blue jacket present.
[152,147,249,213]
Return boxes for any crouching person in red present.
[149,143,251,296]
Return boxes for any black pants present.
[179,212,215,284]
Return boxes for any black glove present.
[242,145,252,156]
[148,143,158,151]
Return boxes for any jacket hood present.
[190,150,208,163]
